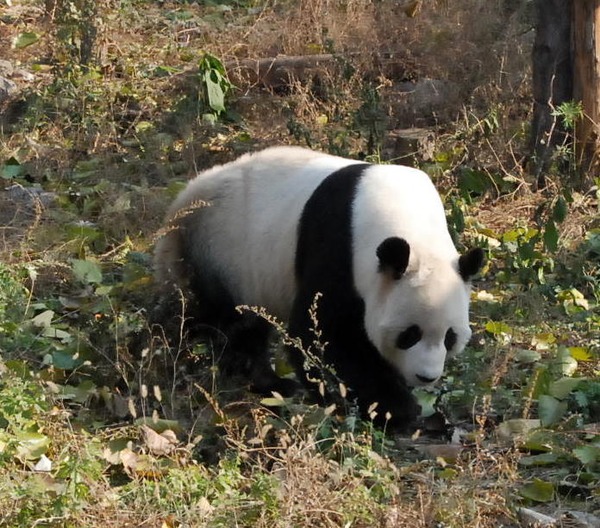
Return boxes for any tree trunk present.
[530,0,573,188]
[572,0,600,185]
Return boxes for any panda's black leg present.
[226,313,299,397]
[288,290,420,431]
[341,358,420,430]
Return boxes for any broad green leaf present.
[204,70,226,113]
[413,388,437,418]
[49,351,81,369]
[543,220,559,252]
[71,259,102,285]
[538,394,568,426]
[502,228,522,243]
[65,222,101,243]
[523,365,551,400]
[532,332,556,350]
[15,431,49,460]
[1,159,26,179]
[557,347,579,376]
[42,327,71,343]
[557,288,589,310]
[518,453,559,467]
[135,121,154,133]
[437,467,459,479]
[485,321,512,335]
[548,377,585,400]
[12,31,39,49]
[202,112,218,124]
[458,168,489,195]
[553,196,568,223]
[260,397,287,407]
[520,479,555,502]
[496,419,541,442]
[31,310,54,328]
[55,380,96,402]
[515,349,541,364]
[573,445,600,466]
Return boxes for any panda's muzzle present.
[416,374,439,384]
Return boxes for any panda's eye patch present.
[396,325,422,350]
[444,328,457,351]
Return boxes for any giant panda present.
[154,146,483,428]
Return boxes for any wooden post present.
[572,0,600,184]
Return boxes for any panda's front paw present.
[360,389,420,432]
[382,397,421,432]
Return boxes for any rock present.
[383,128,435,164]
[6,185,57,208]
[0,76,18,102]
[0,60,14,77]
[561,510,600,528]
[517,507,558,527]
[14,69,35,82]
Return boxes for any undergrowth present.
[0,0,598,526]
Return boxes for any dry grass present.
[1,2,597,527]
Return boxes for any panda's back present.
[172,147,360,319]
[157,147,450,320]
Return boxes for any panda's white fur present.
[157,147,356,318]
[155,146,482,426]
[351,166,472,385]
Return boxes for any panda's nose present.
[416,374,438,384]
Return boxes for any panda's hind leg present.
[182,262,297,397]
[224,312,299,397]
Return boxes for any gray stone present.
[0,76,18,102]
[0,60,14,77]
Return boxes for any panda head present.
[371,237,484,387]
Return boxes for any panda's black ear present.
[458,248,485,281]
[377,237,410,280]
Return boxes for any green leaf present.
[520,479,555,502]
[557,347,579,376]
[458,168,489,195]
[55,380,96,403]
[31,310,54,328]
[42,327,71,343]
[553,196,568,223]
[71,259,102,285]
[515,349,542,364]
[484,321,512,336]
[538,394,568,426]
[413,388,437,418]
[260,397,287,407]
[15,431,49,460]
[518,453,560,467]
[548,377,585,400]
[12,31,40,49]
[135,121,154,133]
[496,419,541,442]
[437,467,459,479]
[1,158,26,179]
[573,446,600,466]
[204,70,226,113]
[49,351,81,369]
